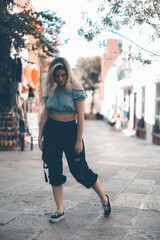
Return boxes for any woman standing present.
[38,57,111,223]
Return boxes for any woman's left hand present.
[38,135,43,151]
[75,140,83,155]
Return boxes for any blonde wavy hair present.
[45,57,78,97]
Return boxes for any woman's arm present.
[38,106,49,150]
[72,80,86,155]
[75,100,85,154]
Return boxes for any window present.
[154,82,160,134]
[138,87,145,128]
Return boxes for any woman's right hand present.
[38,135,43,151]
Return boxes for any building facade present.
[100,39,160,145]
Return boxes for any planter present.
[136,128,146,140]
[152,133,160,146]
[85,113,104,120]
[85,113,96,120]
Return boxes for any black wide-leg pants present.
[42,118,98,189]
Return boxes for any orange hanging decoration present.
[31,68,39,86]
[24,65,32,82]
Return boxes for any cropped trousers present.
[42,118,98,189]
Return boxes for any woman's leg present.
[52,184,64,213]
[92,179,108,206]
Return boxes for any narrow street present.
[0,120,160,240]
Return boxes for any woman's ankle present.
[101,195,108,206]
[57,207,64,213]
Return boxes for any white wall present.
[131,61,158,142]
[101,49,159,143]
[102,63,119,117]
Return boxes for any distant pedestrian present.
[38,57,111,223]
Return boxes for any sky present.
[31,0,105,67]
[31,0,160,68]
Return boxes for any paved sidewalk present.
[0,120,160,240]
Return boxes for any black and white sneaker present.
[103,194,111,216]
[49,210,65,223]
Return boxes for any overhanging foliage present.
[78,0,160,64]
[0,0,66,111]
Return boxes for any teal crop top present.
[43,87,88,114]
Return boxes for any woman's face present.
[54,69,67,87]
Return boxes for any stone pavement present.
[0,120,160,240]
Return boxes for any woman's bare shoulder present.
[72,81,84,90]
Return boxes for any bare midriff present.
[49,112,76,122]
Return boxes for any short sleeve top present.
[43,87,87,114]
